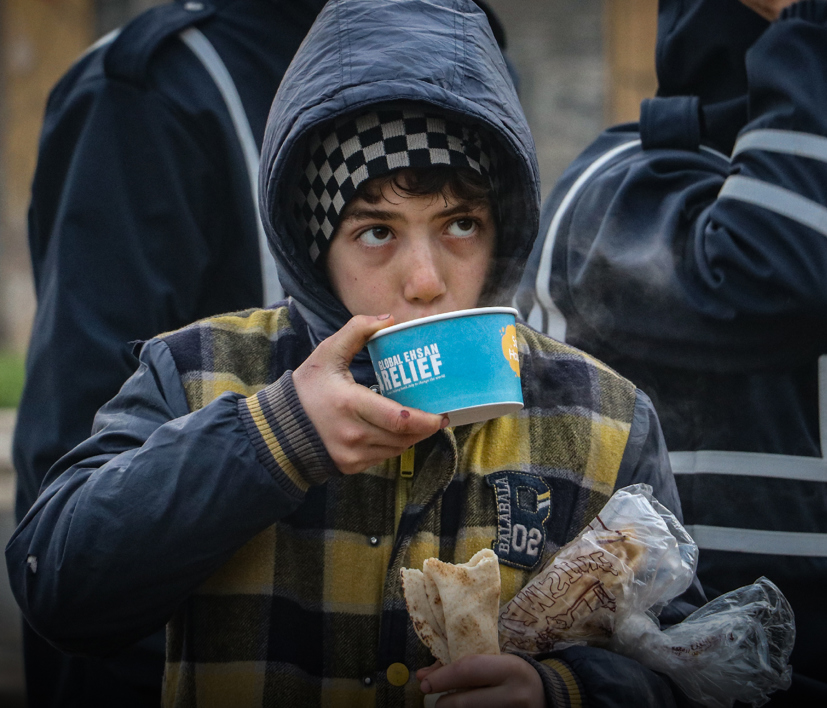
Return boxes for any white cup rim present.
[367,306,518,341]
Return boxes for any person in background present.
[7,1,704,705]
[518,0,827,703]
[11,1,325,705]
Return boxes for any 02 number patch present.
[486,471,551,570]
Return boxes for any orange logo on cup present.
[501,324,520,377]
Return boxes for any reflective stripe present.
[179,28,283,307]
[525,301,544,332]
[670,450,826,482]
[673,353,827,474]
[719,175,827,238]
[684,525,827,557]
[80,28,121,60]
[672,356,827,558]
[700,145,730,163]
[532,141,727,343]
[534,140,642,342]
[733,128,827,164]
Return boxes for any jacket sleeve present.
[533,648,687,708]
[5,338,336,656]
[546,2,827,371]
[519,649,684,708]
[12,61,261,521]
[526,390,703,707]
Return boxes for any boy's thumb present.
[326,314,394,369]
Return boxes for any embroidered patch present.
[486,472,551,569]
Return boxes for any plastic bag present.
[610,577,793,708]
[499,484,698,652]
[498,484,795,707]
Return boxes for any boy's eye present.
[357,226,393,247]
[447,218,478,238]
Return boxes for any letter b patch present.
[486,472,551,569]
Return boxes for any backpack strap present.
[178,27,283,306]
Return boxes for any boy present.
[7,1,699,706]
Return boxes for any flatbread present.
[423,569,446,635]
[498,528,644,653]
[400,567,451,665]
[401,548,501,663]
[594,527,646,575]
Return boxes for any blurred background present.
[0,0,657,703]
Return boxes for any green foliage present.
[0,352,25,408]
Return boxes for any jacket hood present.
[655,0,768,104]
[259,0,539,335]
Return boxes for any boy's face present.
[325,173,496,324]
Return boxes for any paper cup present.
[366,307,523,426]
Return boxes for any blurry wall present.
[605,0,659,123]
[487,0,605,196]
[0,0,94,353]
[0,0,658,355]
[96,0,163,35]
[0,0,163,357]
[486,0,657,190]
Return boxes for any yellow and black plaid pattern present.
[159,304,636,707]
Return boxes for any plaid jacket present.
[159,302,641,707]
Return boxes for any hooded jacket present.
[8,2,699,706]
[518,0,827,690]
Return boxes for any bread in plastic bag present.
[499,483,697,652]
[610,576,793,708]
[498,484,795,707]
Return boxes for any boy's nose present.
[402,244,446,304]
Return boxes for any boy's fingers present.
[323,314,394,370]
[419,655,543,708]
[354,386,446,437]
[425,686,513,708]
[416,661,442,680]
[421,655,514,693]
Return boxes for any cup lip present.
[367,306,519,342]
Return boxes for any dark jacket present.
[518,0,827,691]
[10,1,322,705]
[8,1,701,705]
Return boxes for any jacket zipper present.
[394,446,415,534]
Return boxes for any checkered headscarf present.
[293,107,498,262]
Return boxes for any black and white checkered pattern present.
[294,107,497,262]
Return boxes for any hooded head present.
[259,0,539,337]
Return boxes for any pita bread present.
[401,548,501,663]
[498,528,644,653]
[423,570,446,635]
[400,567,451,665]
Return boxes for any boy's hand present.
[293,314,449,475]
[417,655,545,708]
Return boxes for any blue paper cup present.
[366,307,523,426]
